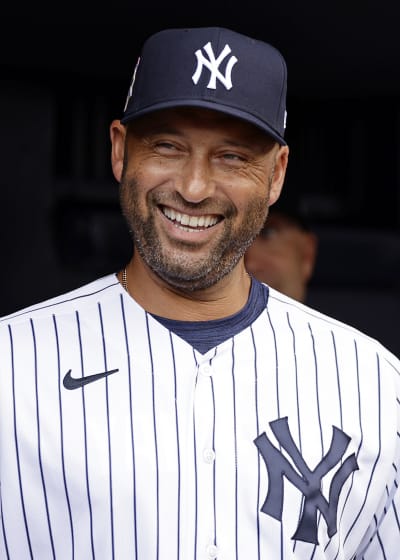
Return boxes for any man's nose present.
[177,156,216,203]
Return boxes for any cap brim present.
[121,99,287,146]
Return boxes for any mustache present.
[120,173,238,218]
[150,190,237,217]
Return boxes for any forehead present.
[127,106,276,146]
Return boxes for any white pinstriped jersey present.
[0,273,399,559]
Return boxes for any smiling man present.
[1,26,399,560]
[112,106,287,312]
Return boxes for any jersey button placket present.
[206,543,219,558]
[195,361,217,558]
[198,363,213,377]
[203,448,216,464]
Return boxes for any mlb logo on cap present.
[121,27,288,145]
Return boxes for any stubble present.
[120,174,272,292]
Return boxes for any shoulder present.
[266,286,400,372]
[0,274,123,328]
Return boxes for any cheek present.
[122,162,156,202]
[120,174,146,220]
[125,144,169,177]
[237,167,271,196]
[228,174,269,212]
[137,150,183,178]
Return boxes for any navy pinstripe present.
[169,332,182,560]
[193,364,198,560]
[330,340,362,559]
[145,312,160,560]
[53,314,75,559]
[76,311,95,559]
[345,353,382,547]
[30,319,56,559]
[230,339,239,560]
[331,332,344,430]
[9,325,33,558]
[119,294,138,560]
[308,324,324,455]
[98,303,115,559]
[287,313,302,456]
[251,325,262,560]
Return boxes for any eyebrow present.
[130,121,275,152]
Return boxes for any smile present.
[162,206,220,232]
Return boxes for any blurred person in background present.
[245,206,318,302]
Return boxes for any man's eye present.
[223,153,243,161]
[155,141,176,150]
[224,154,243,159]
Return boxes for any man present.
[0,27,399,559]
[245,207,318,302]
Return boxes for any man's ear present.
[110,119,127,183]
[268,145,289,206]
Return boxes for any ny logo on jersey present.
[254,417,359,544]
[192,42,238,90]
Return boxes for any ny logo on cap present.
[192,42,238,90]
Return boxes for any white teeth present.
[162,207,219,230]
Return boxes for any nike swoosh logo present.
[63,368,120,390]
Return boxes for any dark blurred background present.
[1,5,400,355]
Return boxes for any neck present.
[119,254,252,321]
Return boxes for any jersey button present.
[199,364,213,376]
[206,544,219,558]
[203,448,216,463]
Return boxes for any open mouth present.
[162,206,221,232]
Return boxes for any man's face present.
[115,107,288,291]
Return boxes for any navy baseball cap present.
[121,27,288,145]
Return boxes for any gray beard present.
[119,175,271,292]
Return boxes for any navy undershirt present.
[150,277,269,353]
